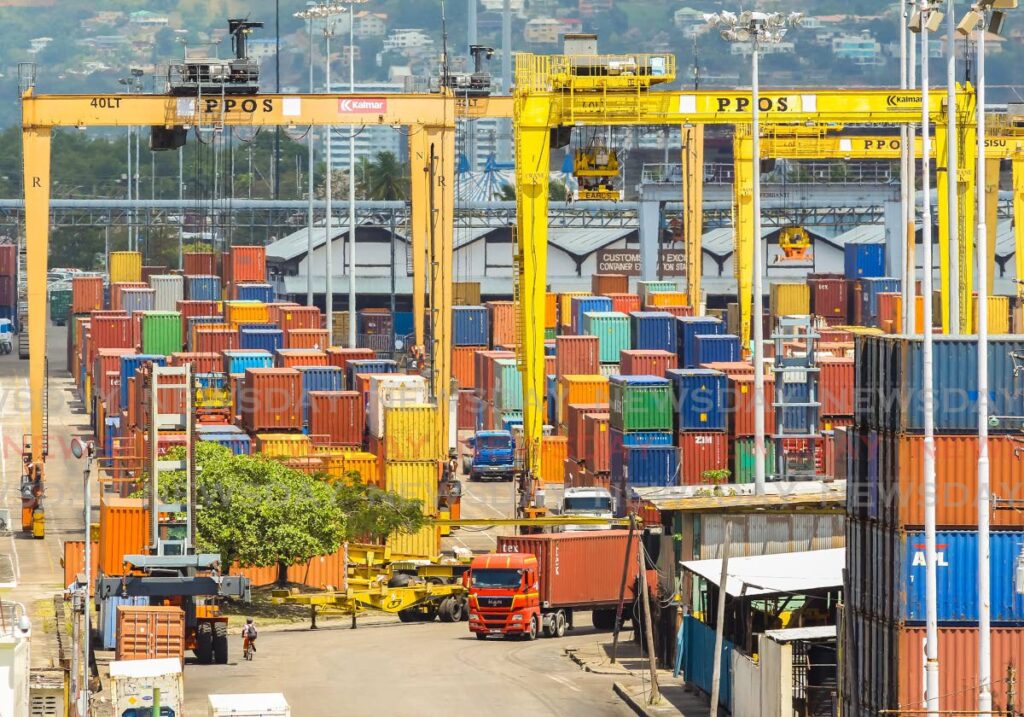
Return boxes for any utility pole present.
[638,535,660,705]
[610,513,637,664]
[709,521,732,716]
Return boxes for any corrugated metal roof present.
[632,480,845,512]
[267,220,352,263]
[701,226,775,259]
[681,548,844,597]
[834,224,884,245]
[763,625,837,642]
[549,227,635,256]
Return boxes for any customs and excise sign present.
[596,249,686,277]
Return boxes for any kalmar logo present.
[339,98,388,113]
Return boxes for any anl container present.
[692,334,740,365]
[582,311,630,363]
[608,375,673,431]
[139,312,182,356]
[452,306,489,346]
[843,243,885,279]
[571,296,613,335]
[675,317,724,368]
[666,368,727,431]
[630,311,676,353]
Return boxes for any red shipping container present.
[487,301,517,348]
[286,329,330,350]
[620,349,676,377]
[458,389,483,431]
[110,283,148,311]
[93,348,133,387]
[176,300,221,343]
[592,274,629,295]
[325,347,375,374]
[105,371,122,414]
[808,274,849,321]
[225,246,267,284]
[566,403,608,460]
[0,276,14,306]
[545,355,555,378]
[308,391,364,446]
[168,352,222,374]
[700,361,755,377]
[452,346,480,388]
[241,368,302,431]
[852,281,863,325]
[877,292,902,333]
[582,412,611,473]
[88,315,132,367]
[194,329,239,354]
[97,370,119,407]
[73,276,105,314]
[819,431,835,478]
[474,350,514,401]
[605,293,641,315]
[678,432,728,485]
[494,532,640,608]
[818,356,854,416]
[276,349,328,368]
[0,244,15,277]
[645,304,693,317]
[727,374,775,437]
[183,252,216,276]
[555,336,599,377]
[141,266,168,283]
[275,305,322,333]
[818,328,854,343]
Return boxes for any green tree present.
[333,477,427,543]
[360,151,409,200]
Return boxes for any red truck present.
[467,532,641,640]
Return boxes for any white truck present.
[208,693,291,716]
[109,658,183,717]
[559,487,614,530]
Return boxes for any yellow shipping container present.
[647,291,689,307]
[255,433,312,458]
[383,461,438,510]
[545,293,558,329]
[388,524,441,560]
[382,404,435,461]
[343,451,379,486]
[970,295,1010,334]
[556,374,609,425]
[558,292,591,328]
[541,435,567,485]
[85,374,93,415]
[769,283,810,316]
[453,281,482,306]
[109,251,143,283]
[331,312,350,347]
[225,301,269,327]
[833,325,885,336]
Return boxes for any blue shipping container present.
[298,366,343,424]
[610,443,679,487]
[609,428,674,453]
[570,296,613,335]
[239,328,284,353]
[859,277,901,327]
[394,312,414,337]
[103,417,119,459]
[692,334,740,367]
[666,369,727,431]
[195,423,243,435]
[452,306,490,346]
[346,359,397,389]
[223,349,274,375]
[844,243,886,280]
[199,432,253,455]
[675,317,724,368]
[631,311,676,353]
[187,275,221,301]
[234,283,275,303]
[119,354,166,407]
[901,530,1024,623]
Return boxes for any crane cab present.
[573,145,623,201]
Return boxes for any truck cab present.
[466,553,544,640]
[466,430,517,482]
[560,487,613,531]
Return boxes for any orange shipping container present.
[452,346,480,388]
[555,336,599,377]
[116,606,185,663]
[606,293,641,315]
[557,375,609,426]
[308,391,364,446]
[817,356,854,416]
[647,291,689,307]
[646,304,693,317]
[183,251,216,275]
[545,293,558,329]
[224,245,267,283]
[286,546,348,590]
[877,292,902,333]
[540,435,568,484]
[582,412,611,473]
[326,347,376,375]
[276,349,328,368]
[727,374,776,437]
[241,368,303,431]
[72,276,105,314]
[286,328,330,350]
[63,540,99,593]
[592,274,629,295]
[98,497,149,576]
[274,305,322,332]
[487,301,517,347]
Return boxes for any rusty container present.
[116,606,185,662]
[308,391,364,446]
[183,251,216,275]
[555,336,600,377]
[486,301,517,348]
[285,328,330,350]
[566,403,609,460]
[241,368,303,431]
[582,412,611,473]
[620,349,677,377]
[678,431,729,485]
[72,276,105,314]
[591,274,629,295]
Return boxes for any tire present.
[475,632,488,640]
[212,622,229,664]
[448,598,465,622]
[459,598,469,621]
[554,610,567,638]
[194,622,214,664]
[397,609,419,623]
[468,472,478,482]
[388,572,416,588]
[591,608,616,631]
[438,597,455,623]
[543,619,555,638]
[525,615,538,641]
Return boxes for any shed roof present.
[681,548,845,597]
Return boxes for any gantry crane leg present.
[732,127,755,354]
[682,124,704,308]
[1014,158,1024,307]
[935,104,977,334]
[409,129,431,354]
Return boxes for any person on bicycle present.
[242,618,257,655]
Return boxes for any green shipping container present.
[582,311,630,364]
[50,289,72,325]
[494,358,523,412]
[733,437,776,484]
[609,378,673,431]
[544,328,557,340]
[140,311,183,356]
[637,281,678,305]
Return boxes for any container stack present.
[608,375,676,507]
[666,368,728,485]
[844,334,1024,715]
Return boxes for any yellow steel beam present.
[733,127,754,355]
[23,128,49,472]
[1015,160,1024,301]
[431,516,634,527]
[682,125,704,306]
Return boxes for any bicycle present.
[243,636,255,661]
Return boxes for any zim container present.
[666,368,727,432]
[452,306,490,346]
[582,311,630,363]
[608,375,673,431]
[241,368,303,432]
[677,431,728,485]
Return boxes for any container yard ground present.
[182,616,636,717]
[5,314,86,668]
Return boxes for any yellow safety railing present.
[516,53,676,94]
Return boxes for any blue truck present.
[464,430,518,482]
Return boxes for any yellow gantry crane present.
[19,89,513,536]
[511,50,974,492]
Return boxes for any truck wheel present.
[468,472,478,482]
[591,609,616,631]
[438,597,455,623]
[459,598,469,621]
[476,632,488,640]
[212,622,229,664]
[398,609,420,622]
[554,610,567,638]
[447,598,465,622]
[525,616,538,641]
[194,622,214,664]
[543,617,555,638]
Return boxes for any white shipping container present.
[150,275,184,312]
[367,374,429,438]
[110,658,184,715]
[209,693,291,716]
